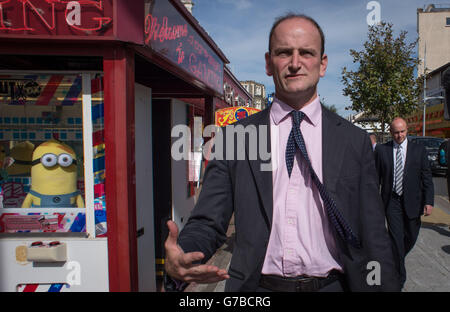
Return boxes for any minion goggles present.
[31,153,77,168]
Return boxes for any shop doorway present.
[134,83,156,291]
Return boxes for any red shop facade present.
[0,0,244,292]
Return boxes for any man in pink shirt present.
[165,14,400,292]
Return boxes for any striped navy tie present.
[285,110,361,249]
[394,145,403,195]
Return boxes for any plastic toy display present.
[21,140,85,208]
[0,73,106,235]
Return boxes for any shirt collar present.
[270,96,321,126]
[394,138,408,149]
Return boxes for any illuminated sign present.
[215,107,261,127]
[406,102,449,136]
[144,0,224,95]
[0,78,42,104]
[0,0,113,36]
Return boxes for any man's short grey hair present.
[268,13,325,57]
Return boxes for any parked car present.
[408,136,447,176]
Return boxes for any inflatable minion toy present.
[22,139,84,208]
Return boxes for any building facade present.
[0,0,248,292]
[240,80,267,110]
[407,62,450,138]
[222,67,252,107]
[406,4,450,138]
[417,4,450,76]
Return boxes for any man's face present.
[390,119,408,144]
[265,18,328,105]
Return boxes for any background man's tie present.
[285,110,361,248]
[394,146,403,195]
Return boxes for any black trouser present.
[386,194,421,287]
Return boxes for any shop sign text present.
[0,0,112,35]
[0,78,42,104]
[145,15,188,44]
[144,0,224,95]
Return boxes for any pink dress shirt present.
[261,96,343,277]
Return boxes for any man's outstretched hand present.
[164,220,230,284]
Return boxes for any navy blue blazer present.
[375,139,434,219]
[178,107,400,291]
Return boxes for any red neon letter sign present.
[62,0,111,32]
[21,0,57,31]
[0,0,57,31]
[0,1,10,29]
[0,0,111,33]
[144,14,188,45]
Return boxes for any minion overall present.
[22,140,84,208]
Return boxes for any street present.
[433,176,450,213]
[187,176,450,292]
[403,176,450,291]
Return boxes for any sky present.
[191,0,441,117]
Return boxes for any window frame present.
[0,70,102,238]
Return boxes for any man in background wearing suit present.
[370,133,377,151]
[374,117,434,289]
[164,14,399,292]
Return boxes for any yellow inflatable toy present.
[21,140,84,208]
[6,141,34,176]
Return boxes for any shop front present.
[0,0,230,292]
[406,102,450,138]
[406,63,450,138]
[220,66,253,109]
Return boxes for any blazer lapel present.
[403,139,413,180]
[321,108,353,255]
[245,108,274,228]
[386,141,394,186]
[322,108,346,192]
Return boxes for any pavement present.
[185,195,450,292]
[403,195,450,292]
[184,216,234,292]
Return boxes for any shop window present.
[0,73,105,237]
[238,96,246,107]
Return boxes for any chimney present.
[181,0,194,14]
[425,4,435,12]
